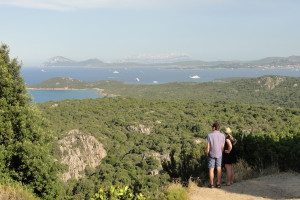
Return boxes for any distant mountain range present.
[119,53,191,63]
[40,53,192,68]
[252,56,300,65]
[40,56,104,68]
[40,55,300,69]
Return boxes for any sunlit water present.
[22,67,300,103]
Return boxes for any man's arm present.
[221,143,225,152]
[206,142,210,156]
[221,135,225,152]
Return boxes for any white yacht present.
[113,70,119,74]
[189,75,200,79]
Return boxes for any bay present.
[27,89,104,103]
[21,66,300,103]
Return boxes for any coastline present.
[26,87,118,97]
[163,66,300,70]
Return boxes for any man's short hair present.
[212,122,220,130]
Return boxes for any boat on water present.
[113,70,119,74]
[189,75,200,79]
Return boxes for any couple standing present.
[206,122,237,188]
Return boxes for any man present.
[206,122,225,188]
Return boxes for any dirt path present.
[189,172,300,200]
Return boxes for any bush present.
[0,179,40,200]
[235,132,300,173]
[90,185,147,200]
[163,184,188,200]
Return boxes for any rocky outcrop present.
[58,129,107,182]
[141,152,170,163]
[141,152,170,176]
[149,169,161,176]
[127,124,151,135]
[51,103,58,108]
[257,76,286,90]
[194,139,202,144]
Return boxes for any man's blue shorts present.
[207,156,222,168]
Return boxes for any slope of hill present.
[25,74,300,199]
[28,76,300,108]
[36,97,300,199]
[253,55,300,65]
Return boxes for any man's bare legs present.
[216,166,222,185]
[209,167,222,186]
[209,168,214,186]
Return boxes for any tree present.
[0,44,62,199]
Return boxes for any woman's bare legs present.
[225,164,232,185]
[230,164,234,184]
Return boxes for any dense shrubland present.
[37,97,300,199]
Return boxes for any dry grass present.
[234,159,281,183]
[163,183,189,200]
[233,159,254,182]
[187,180,198,193]
[0,184,39,200]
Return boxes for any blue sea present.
[21,66,300,103]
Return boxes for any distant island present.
[40,55,300,70]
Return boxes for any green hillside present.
[36,97,300,199]
[28,76,300,108]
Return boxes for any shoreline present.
[163,66,300,70]
[26,87,118,97]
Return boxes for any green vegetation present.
[0,44,62,199]
[162,184,188,200]
[236,131,300,172]
[0,180,40,200]
[36,97,300,199]
[90,185,147,200]
[28,75,300,108]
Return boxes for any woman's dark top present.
[223,135,237,164]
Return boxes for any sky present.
[0,0,300,66]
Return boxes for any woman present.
[223,127,237,186]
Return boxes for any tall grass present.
[163,183,189,200]
[0,179,39,200]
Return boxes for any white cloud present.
[0,0,232,11]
